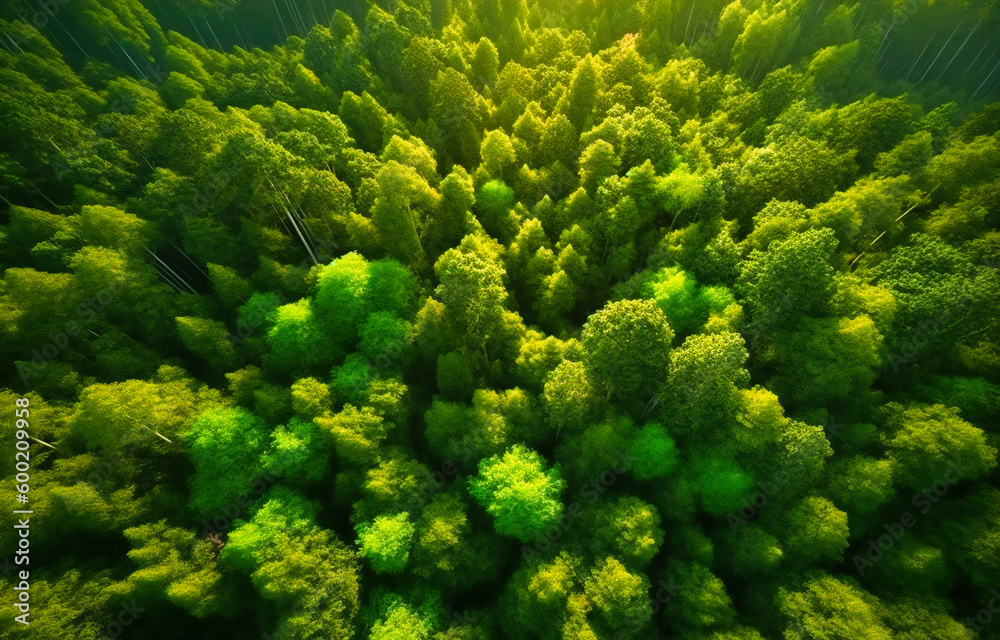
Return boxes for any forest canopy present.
[1,0,999,639]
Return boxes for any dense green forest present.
[2,0,1000,638]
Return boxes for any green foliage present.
[3,3,1000,638]
[68,375,220,451]
[313,251,372,341]
[123,521,233,617]
[429,233,515,356]
[371,161,437,266]
[266,298,337,375]
[782,496,850,565]
[501,552,578,638]
[584,557,652,635]
[176,316,237,369]
[186,406,268,518]
[317,404,391,467]
[737,227,839,333]
[581,299,674,405]
[766,315,883,409]
[578,140,620,193]
[475,180,518,243]
[263,416,330,485]
[469,445,566,542]
[628,422,679,480]
[828,456,896,515]
[667,331,750,436]
[728,527,783,577]
[356,512,416,574]
[250,526,360,640]
[411,492,497,589]
[882,403,997,489]
[662,560,736,632]
[580,496,664,567]
[641,266,736,336]
[731,136,856,230]
[370,601,433,640]
[690,455,755,516]
[542,360,600,438]
[290,377,332,418]
[780,575,893,640]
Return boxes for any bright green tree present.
[469,445,566,542]
[356,512,416,574]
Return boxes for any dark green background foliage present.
[1,0,999,638]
